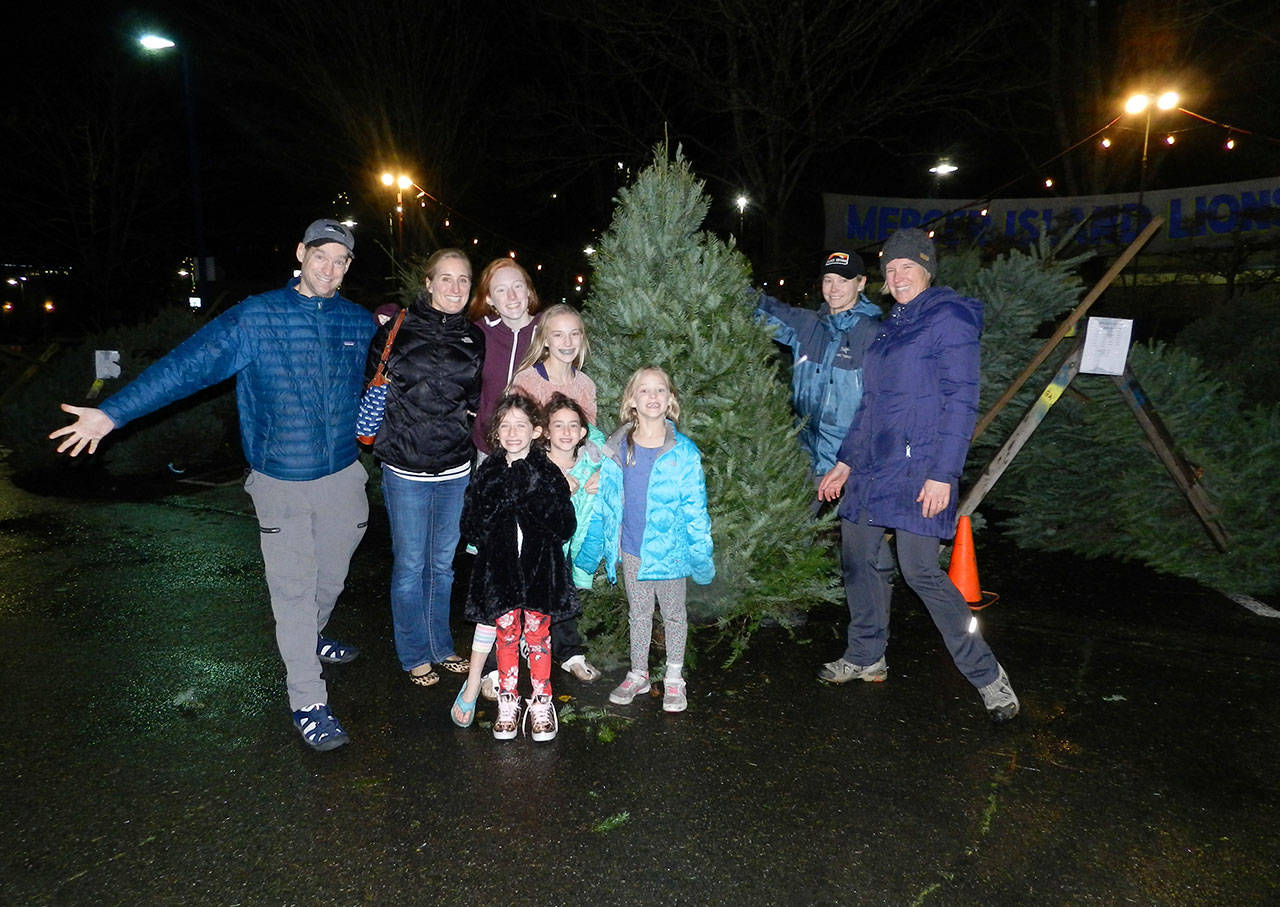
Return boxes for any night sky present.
[4,0,1279,330]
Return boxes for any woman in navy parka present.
[817,228,1019,722]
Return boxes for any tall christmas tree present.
[581,144,839,662]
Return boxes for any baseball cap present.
[302,219,355,253]
[821,249,866,279]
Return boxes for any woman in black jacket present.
[366,248,484,688]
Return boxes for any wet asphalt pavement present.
[2,465,1277,906]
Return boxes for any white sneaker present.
[524,695,558,742]
[561,654,602,682]
[609,671,651,705]
[480,670,499,701]
[662,678,688,713]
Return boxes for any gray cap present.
[302,219,355,253]
[879,228,935,276]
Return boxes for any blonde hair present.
[618,366,680,466]
[513,303,590,374]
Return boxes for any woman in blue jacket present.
[575,366,714,714]
[817,229,1019,722]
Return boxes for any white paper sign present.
[1080,317,1133,376]
[94,350,121,380]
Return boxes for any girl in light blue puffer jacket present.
[575,366,714,714]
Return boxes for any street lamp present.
[1125,91,1179,207]
[735,194,749,236]
[928,159,958,197]
[139,33,208,306]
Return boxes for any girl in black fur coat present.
[458,394,579,741]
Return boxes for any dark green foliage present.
[1,309,237,477]
[1175,290,1280,408]
[975,322,1280,596]
[580,144,840,664]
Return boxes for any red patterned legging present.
[494,609,552,698]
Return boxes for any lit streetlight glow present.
[139,34,176,51]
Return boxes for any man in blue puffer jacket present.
[756,249,883,483]
[50,219,376,752]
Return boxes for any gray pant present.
[622,552,688,675]
[245,460,369,710]
[841,518,999,688]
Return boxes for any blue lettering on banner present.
[847,205,878,240]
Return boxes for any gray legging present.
[622,552,688,675]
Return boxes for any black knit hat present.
[820,249,866,279]
[879,228,936,277]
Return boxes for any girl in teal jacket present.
[575,366,714,713]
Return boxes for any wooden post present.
[959,342,1082,517]
[1111,367,1230,552]
[972,217,1165,442]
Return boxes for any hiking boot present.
[608,671,651,705]
[818,656,888,684]
[493,692,521,740]
[524,695,558,742]
[292,703,350,752]
[662,678,688,713]
[978,664,1020,722]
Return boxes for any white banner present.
[823,177,1280,254]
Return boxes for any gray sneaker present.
[978,664,1020,722]
[818,656,888,684]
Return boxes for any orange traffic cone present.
[947,515,990,609]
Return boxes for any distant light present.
[177,269,190,277]
[1164,134,1176,145]
[380,172,394,186]
[778,278,785,287]
[616,161,624,170]
[1100,137,1112,149]
[6,278,18,286]
[574,285,582,293]
[928,161,958,175]
[1125,94,1149,115]
[980,208,989,216]
[927,230,936,239]
[43,300,55,312]
[735,194,749,213]
[583,245,596,256]
[188,296,202,309]
[1156,91,1180,111]
[395,204,403,213]
[1225,137,1236,150]
[472,238,479,245]
[139,34,176,51]
[508,251,517,259]
[341,219,356,227]
[443,218,450,227]
[1044,177,1055,189]
[2,302,12,313]
[575,275,584,284]
[396,175,412,190]
[550,193,558,199]
[536,264,543,271]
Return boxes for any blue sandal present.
[451,684,478,728]
[317,636,360,664]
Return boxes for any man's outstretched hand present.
[49,404,116,457]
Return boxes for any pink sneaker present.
[663,679,688,713]
[608,671,651,705]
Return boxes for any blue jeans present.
[382,469,469,671]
